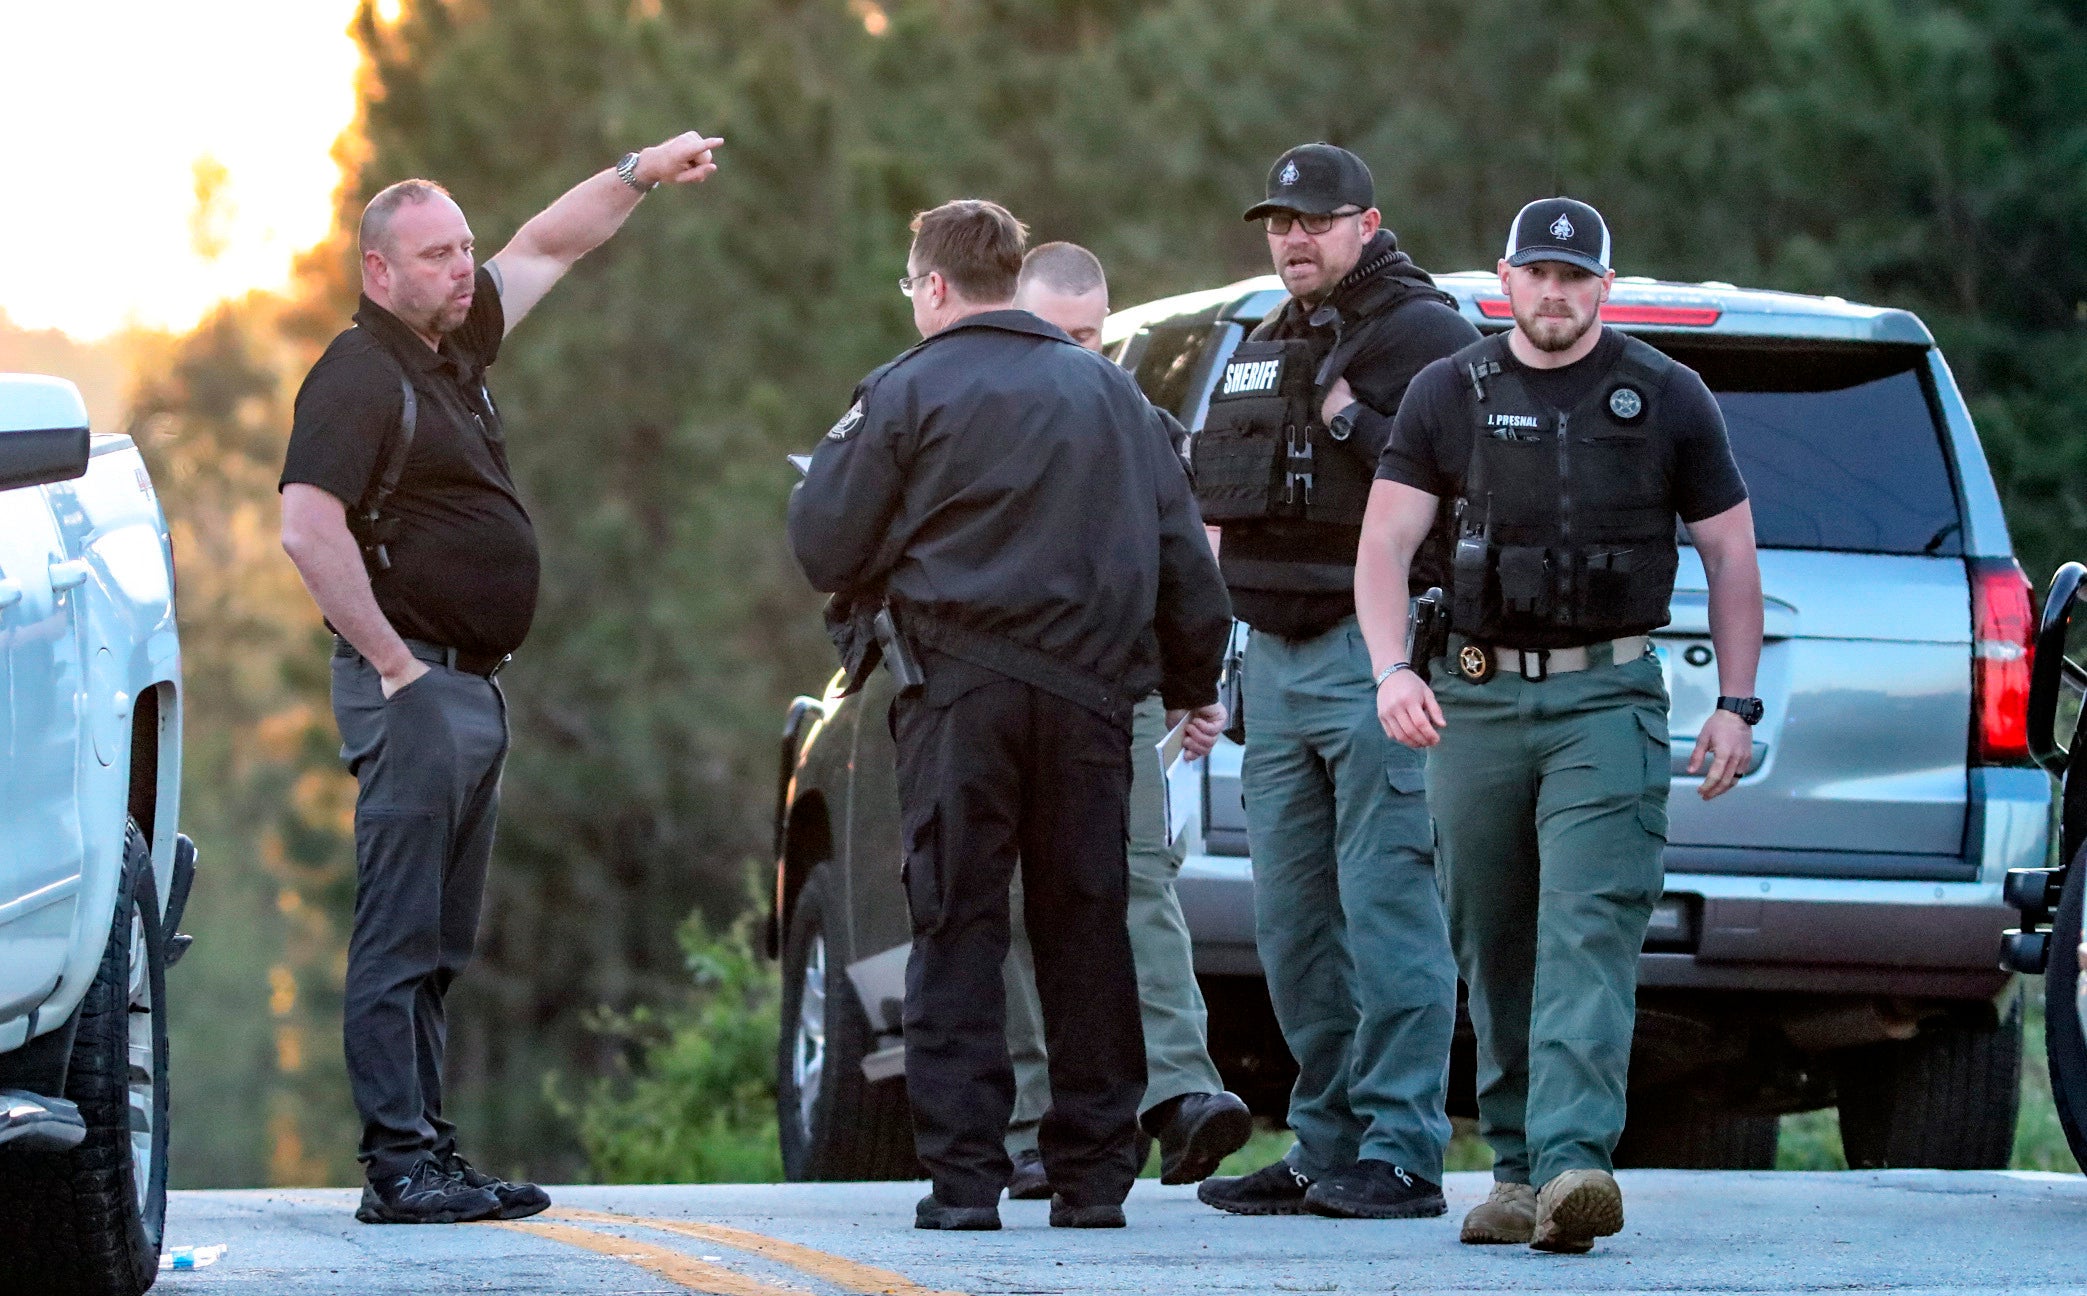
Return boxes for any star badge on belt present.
[1457,643,1495,683]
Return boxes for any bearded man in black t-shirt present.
[278,131,721,1225]
[1354,199,1763,1255]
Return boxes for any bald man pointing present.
[279,132,720,1225]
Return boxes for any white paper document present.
[1155,715,1200,846]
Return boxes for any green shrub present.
[557,902,784,1184]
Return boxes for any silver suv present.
[0,374,191,1295]
[771,273,2042,1177]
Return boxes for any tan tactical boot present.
[1459,1181,1537,1244]
[1530,1169,1624,1254]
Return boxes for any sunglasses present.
[1263,208,1363,236]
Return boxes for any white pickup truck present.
[0,374,190,1296]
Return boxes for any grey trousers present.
[1003,694,1226,1156]
[1240,616,1456,1181]
[331,643,508,1181]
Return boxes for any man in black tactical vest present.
[1193,144,1478,1221]
[1355,198,1764,1254]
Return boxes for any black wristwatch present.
[1717,695,1765,726]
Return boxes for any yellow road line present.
[555,1206,963,1296]
[492,1218,806,1296]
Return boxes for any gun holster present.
[873,605,926,697]
[823,593,924,698]
[1406,586,1448,684]
[1220,636,1246,745]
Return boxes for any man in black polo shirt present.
[279,130,721,1225]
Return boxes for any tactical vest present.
[1447,331,1681,645]
[1191,337,1372,529]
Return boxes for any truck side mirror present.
[0,374,93,492]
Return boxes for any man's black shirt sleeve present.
[1666,368,1749,523]
[452,265,505,369]
[1373,357,1463,497]
[1341,300,1481,466]
[280,344,403,508]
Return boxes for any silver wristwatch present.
[616,151,656,193]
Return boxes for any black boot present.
[445,1152,551,1221]
[1144,1092,1253,1186]
[1195,1158,1314,1216]
[1006,1148,1053,1201]
[915,1192,1002,1230]
[1304,1159,1447,1220]
[1049,1195,1126,1228]
[356,1160,501,1225]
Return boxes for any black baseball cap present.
[1243,143,1375,222]
[1504,197,1612,275]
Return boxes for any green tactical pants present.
[1426,642,1671,1187]
[1240,616,1456,1181]
[1004,693,1225,1156]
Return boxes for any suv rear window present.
[1654,341,1962,556]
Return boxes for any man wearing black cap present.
[1192,143,1476,1221]
[1354,197,1762,1253]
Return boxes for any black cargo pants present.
[331,639,509,1182]
[890,654,1145,1208]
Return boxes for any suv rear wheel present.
[0,822,169,1296]
[775,867,918,1181]
[1833,994,2022,1169]
[2041,850,2087,1168]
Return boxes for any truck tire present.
[1613,1094,1779,1169]
[1833,992,2022,1169]
[2043,845,2087,1170]
[0,823,169,1296]
[775,868,919,1181]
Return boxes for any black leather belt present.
[403,637,510,678]
[336,635,510,678]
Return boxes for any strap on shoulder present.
[358,370,418,525]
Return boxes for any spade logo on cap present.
[1549,214,1575,240]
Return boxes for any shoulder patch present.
[827,400,865,441]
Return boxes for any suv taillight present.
[1971,558,2034,765]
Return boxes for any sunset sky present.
[0,0,373,340]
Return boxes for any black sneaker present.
[1146,1092,1253,1186]
[1007,1148,1052,1201]
[1049,1195,1126,1228]
[445,1152,551,1220]
[915,1192,1001,1231]
[356,1160,501,1224]
[1196,1158,1314,1216]
[1303,1159,1447,1220]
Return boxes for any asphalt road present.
[157,1171,2083,1295]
